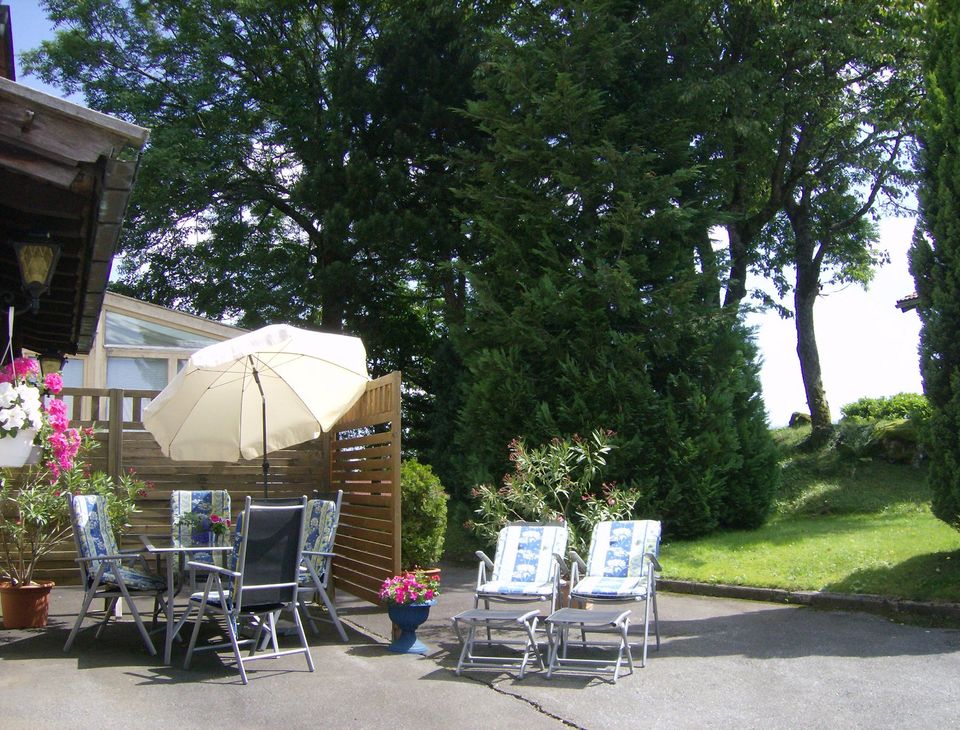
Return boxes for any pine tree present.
[911,0,960,530]
[454,1,778,538]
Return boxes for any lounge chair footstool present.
[545,608,633,683]
[452,608,543,678]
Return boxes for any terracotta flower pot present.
[0,580,55,629]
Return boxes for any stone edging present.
[658,579,960,623]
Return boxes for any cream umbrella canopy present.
[143,324,369,496]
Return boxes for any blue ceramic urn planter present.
[386,600,435,654]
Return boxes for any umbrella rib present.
[162,364,251,461]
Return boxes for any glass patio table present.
[140,535,233,665]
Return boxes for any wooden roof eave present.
[0,75,149,356]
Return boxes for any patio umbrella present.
[143,324,369,496]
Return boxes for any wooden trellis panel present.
[28,373,402,601]
[325,371,402,603]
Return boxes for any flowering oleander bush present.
[0,359,152,586]
[378,570,440,606]
[467,429,644,555]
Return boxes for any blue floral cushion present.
[188,588,234,613]
[302,498,337,579]
[171,490,231,566]
[478,523,567,597]
[70,494,164,590]
[71,494,123,577]
[104,565,166,591]
[571,520,660,599]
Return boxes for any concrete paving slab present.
[1,564,958,729]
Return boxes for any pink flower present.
[210,514,221,523]
[136,489,147,497]
[43,372,63,394]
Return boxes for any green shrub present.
[835,419,921,465]
[443,499,487,563]
[840,393,931,423]
[400,459,448,569]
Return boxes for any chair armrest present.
[186,561,240,578]
[553,552,569,578]
[568,550,587,572]
[645,552,662,572]
[302,550,337,558]
[75,553,144,564]
[475,550,494,571]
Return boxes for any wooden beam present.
[0,146,78,188]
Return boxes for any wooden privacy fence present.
[31,372,402,603]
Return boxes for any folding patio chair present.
[170,489,232,588]
[183,496,314,684]
[475,522,569,613]
[295,491,348,641]
[567,519,662,666]
[63,493,167,656]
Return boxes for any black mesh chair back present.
[234,497,307,613]
[183,495,314,684]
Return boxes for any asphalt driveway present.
[0,564,957,729]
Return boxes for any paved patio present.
[1,564,958,729]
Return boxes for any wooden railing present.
[29,374,402,603]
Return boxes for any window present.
[105,311,220,349]
[108,356,168,421]
[61,358,84,387]
[59,358,84,419]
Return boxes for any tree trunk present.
[723,222,749,309]
[791,212,833,441]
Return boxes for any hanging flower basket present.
[0,428,38,468]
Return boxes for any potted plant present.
[400,459,448,584]
[378,570,440,654]
[174,510,232,546]
[0,358,149,628]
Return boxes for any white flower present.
[0,381,43,435]
[0,405,26,430]
[0,381,14,409]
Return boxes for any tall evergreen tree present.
[911,0,960,530]
[454,1,778,537]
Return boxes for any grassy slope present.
[660,426,960,602]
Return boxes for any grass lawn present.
[660,426,960,603]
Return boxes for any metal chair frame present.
[183,496,314,684]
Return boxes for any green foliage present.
[25,0,488,460]
[840,393,931,423]
[664,427,960,604]
[453,1,779,540]
[1,431,149,586]
[469,430,641,555]
[442,499,487,564]
[400,459,448,569]
[911,0,960,531]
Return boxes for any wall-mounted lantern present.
[11,232,61,314]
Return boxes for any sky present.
[7,3,925,427]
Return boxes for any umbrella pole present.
[251,359,269,498]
